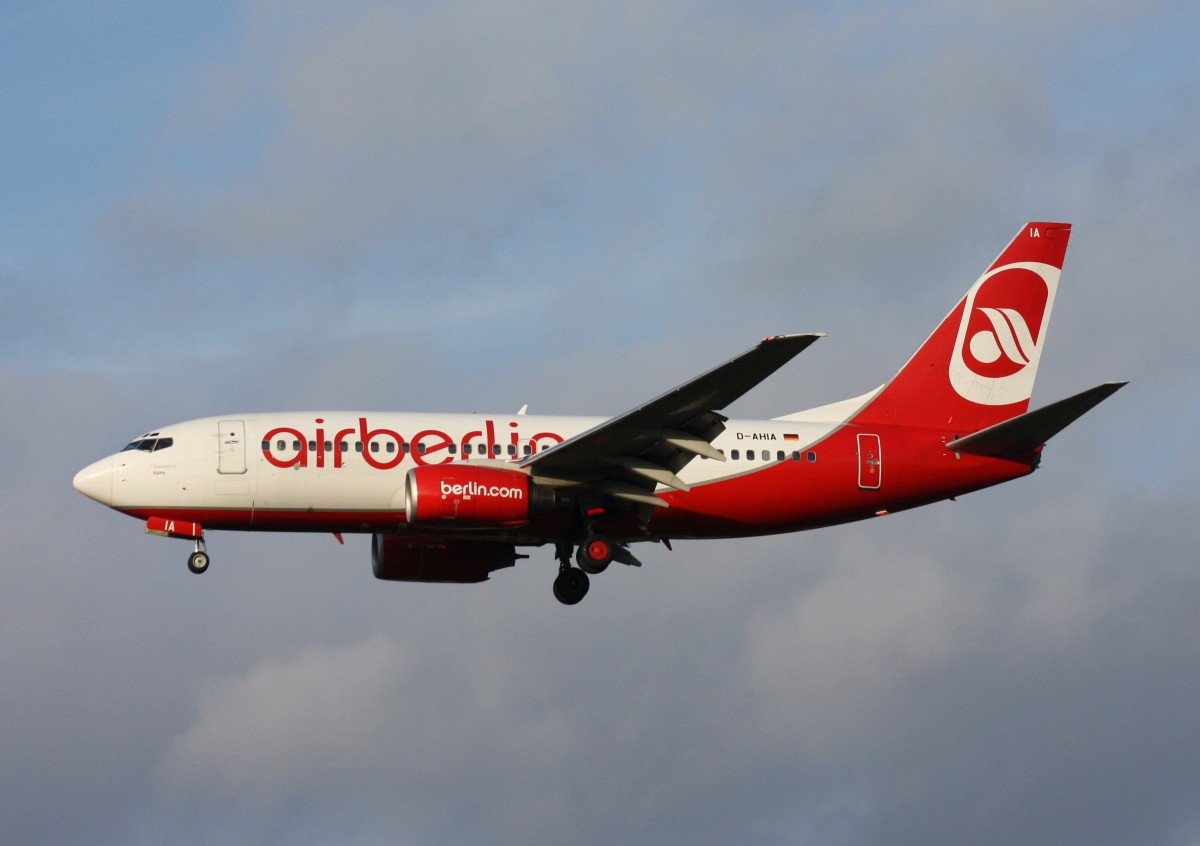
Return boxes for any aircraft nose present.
[73,457,114,505]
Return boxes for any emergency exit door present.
[217,419,247,475]
[857,433,881,490]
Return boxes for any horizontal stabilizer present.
[949,381,1127,457]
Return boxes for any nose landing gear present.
[187,537,210,574]
[144,517,211,575]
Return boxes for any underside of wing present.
[522,333,824,512]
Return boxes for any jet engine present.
[405,464,551,526]
[371,534,519,583]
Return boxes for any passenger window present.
[747,450,756,461]
[370,442,379,453]
[807,451,817,462]
[762,450,770,461]
[523,445,532,455]
[448,444,458,455]
[463,444,473,456]
[276,440,286,451]
[507,444,516,456]
[356,442,364,452]
[308,441,316,452]
[776,451,785,461]
[339,441,349,452]
[293,440,302,451]
[791,451,801,462]
[417,443,426,454]
[323,441,332,452]
[731,449,740,460]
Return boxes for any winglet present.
[949,381,1127,457]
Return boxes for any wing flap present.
[642,428,727,462]
[605,455,692,491]
[595,481,671,508]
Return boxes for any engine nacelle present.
[371,534,518,583]
[405,464,540,527]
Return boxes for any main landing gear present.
[552,534,633,605]
[576,535,614,574]
[187,537,210,574]
[553,564,589,605]
[553,542,589,605]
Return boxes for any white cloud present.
[743,535,986,759]
[158,635,410,807]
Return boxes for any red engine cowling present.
[371,534,518,583]
[405,464,533,526]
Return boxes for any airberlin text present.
[261,417,564,470]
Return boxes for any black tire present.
[553,567,590,605]
[187,551,210,574]
[576,536,613,574]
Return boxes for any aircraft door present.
[857,433,881,490]
[218,420,247,475]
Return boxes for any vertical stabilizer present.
[854,222,1071,432]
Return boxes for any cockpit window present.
[121,437,174,453]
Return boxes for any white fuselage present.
[73,407,860,537]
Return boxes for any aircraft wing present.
[521,333,824,507]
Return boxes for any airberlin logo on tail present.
[949,261,1059,406]
[965,304,1040,377]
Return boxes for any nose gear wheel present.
[187,538,210,574]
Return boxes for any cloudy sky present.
[4,1,1198,843]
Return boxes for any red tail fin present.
[854,222,1071,432]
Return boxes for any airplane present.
[73,222,1124,605]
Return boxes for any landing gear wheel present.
[576,535,614,575]
[187,550,210,574]
[553,567,590,605]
